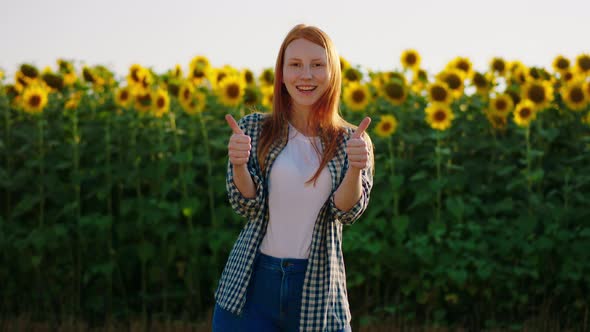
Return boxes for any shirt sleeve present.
[329,133,374,225]
[226,115,265,220]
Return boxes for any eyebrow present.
[286,57,326,62]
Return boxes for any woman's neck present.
[289,110,317,137]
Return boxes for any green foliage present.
[1,83,590,330]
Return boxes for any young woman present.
[213,24,374,332]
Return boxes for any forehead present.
[284,38,327,60]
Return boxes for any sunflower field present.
[1,52,590,330]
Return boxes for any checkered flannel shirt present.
[215,112,373,331]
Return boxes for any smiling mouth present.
[296,85,317,92]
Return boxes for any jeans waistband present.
[256,252,308,273]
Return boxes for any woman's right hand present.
[225,114,252,167]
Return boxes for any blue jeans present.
[213,252,351,332]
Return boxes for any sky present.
[1,0,589,80]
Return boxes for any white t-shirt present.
[259,122,332,259]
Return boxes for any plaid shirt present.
[215,112,373,331]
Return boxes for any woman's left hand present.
[346,117,371,170]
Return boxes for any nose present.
[301,65,312,79]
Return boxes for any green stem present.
[132,117,147,325]
[105,114,113,320]
[186,115,199,314]
[435,134,442,224]
[387,138,399,217]
[525,126,532,194]
[157,117,169,320]
[38,116,45,227]
[3,97,11,223]
[197,113,216,228]
[172,113,195,231]
[72,108,82,315]
[115,113,129,315]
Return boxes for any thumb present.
[352,117,371,139]
[225,114,244,135]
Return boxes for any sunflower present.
[411,68,429,94]
[152,88,170,117]
[561,80,588,111]
[508,60,526,74]
[178,81,195,106]
[127,64,152,91]
[57,59,74,73]
[560,69,576,84]
[166,80,180,98]
[528,67,551,81]
[134,90,152,113]
[0,69,4,81]
[489,94,514,115]
[261,85,274,109]
[490,57,507,76]
[242,69,255,86]
[511,66,530,85]
[471,72,491,96]
[259,68,275,87]
[582,111,590,125]
[65,92,82,110]
[552,55,570,74]
[513,100,537,127]
[184,90,207,115]
[343,67,363,83]
[21,85,48,114]
[374,115,398,138]
[4,85,19,99]
[486,112,508,130]
[425,103,454,131]
[400,49,421,70]
[427,81,452,104]
[521,79,554,110]
[505,89,521,106]
[41,72,64,91]
[343,82,370,111]
[216,76,245,107]
[382,71,407,86]
[340,56,351,71]
[574,54,590,75]
[115,86,132,108]
[209,65,240,90]
[15,70,34,90]
[437,69,464,98]
[127,64,142,85]
[447,56,473,79]
[190,55,211,71]
[178,81,206,114]
[57,59,77,85]
[20,64,39,80]
[188,64,208,86]
[171,64,183,79]
[381,79,406,105]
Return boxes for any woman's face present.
[282,38,330,113]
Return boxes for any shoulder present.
[237,112,268,126]
[237,112,270,135]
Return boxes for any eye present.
[312,63,325,67]
[289,63,301,67]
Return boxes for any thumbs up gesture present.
[347,117,371,170]
[225,114,252,167]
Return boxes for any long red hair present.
[258,24,350,184]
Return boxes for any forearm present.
[333,167,363,212]
[232,164,256,198]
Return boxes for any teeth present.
[297,86,316,91]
